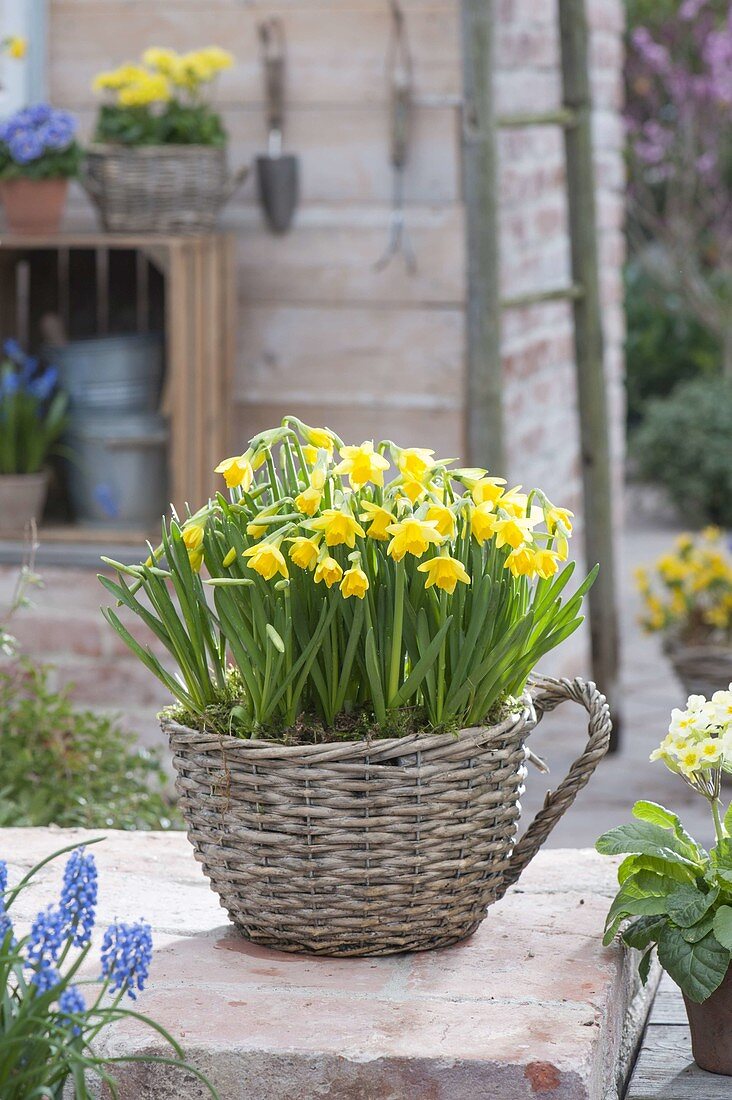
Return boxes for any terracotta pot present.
[683,965,732,1075]
[0,471,49,536]
[0,177,68,235]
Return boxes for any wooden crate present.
[0,232,236,530]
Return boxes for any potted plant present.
[100,418,611,957]
[636,528,732,698]
[85,46,247,233]
[0,340,67,535]
[597,691,732,1075]
[0,105,80,234]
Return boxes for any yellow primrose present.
[698,738,723,765]
[118,73,171,107]
[214,454,254,491]
[340,565,370,599]
[4,36,26,60]
[182,523,205,551]
[531,548,560,580]
[93,64,148,93]
[396,447,435,481]
[334,441,390,489]
[504,546,536,578]
[309,508,365,548]
[426,502,457,539]
[142,47,180,74]
[288,536,320,571]
[418,553,470,594]
[242,541,289,581]
[314,555,343,588]
[386,518,443,561]
[471,477,506,507]
[222,547,237,568]
[677,746,702,776]
[493,515,536,551]
[471,503,498,544]
[295,487,323,517]
[360,501,395,541]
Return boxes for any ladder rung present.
[501,283,584,310]
[497,108,578,130]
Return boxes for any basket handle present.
[220,163,251,205]
[497,675,612,898]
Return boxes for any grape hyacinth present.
[60,847,98,948]
[0,859,11,942]
[25,906,66,993]
[100,920,153,1001]
[58,985,86,1036]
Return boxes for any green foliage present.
[0,660,178,830]
[597,801,732,1003]
[94,101,226,147]
[632,377,732,526]
[625,263,721,429]
[0,360,67,476]
[0,141,81,181]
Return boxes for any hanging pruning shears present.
[375,0,416,273]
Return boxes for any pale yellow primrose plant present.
[100,418,593,738]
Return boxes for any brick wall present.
[14,0,625,717]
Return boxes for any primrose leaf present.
[682,912,717,944]
[656,925,730,1004]
[621,914,666,951]
[632,802,701,858]
[712,905,732,951]
[638,946,655,986]
[618,854,696,887]
[666,885,719,929]
[596,821,702,868]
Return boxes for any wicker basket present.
[82,144,248,234]
[164,675,610,956]
[664,638,732,700]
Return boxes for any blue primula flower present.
[8,129,45,165]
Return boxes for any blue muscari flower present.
[100,920,153,1001]
[3,339,23,364]
[0,370,20,399]
[59,985,86,1036]
[25,906,66,990]
[29,365,58,403]
[0,860,11,944]
[60,847,97,948]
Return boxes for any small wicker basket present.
[164,675,611,957]
[664,638,732,700]
[82,144,248,234]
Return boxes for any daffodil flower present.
[396,447,435,481]
[214,454,254,491]
[334,441,390,489]
[314,556,343,588]
[182,523,205,551]
[340,565,370,599]
[504,546,536,578]
[360,501,395,541]
[386,518,443,561]
[426,502,457,539]
[418,553,470,594]
[288,536,320,571]
[309,508,365,548]
[493,515,536,551]
[470,503,498,544]
[471,477,506,506]
[295,487,322,517]
[242,541,289,581]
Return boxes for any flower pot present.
[0,470,49,535]
[164,675,610,957]
[0,178,68,235]
[81,144,248,234]
[683,965,732,1075]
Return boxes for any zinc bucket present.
[50,333,163,413]
[66,411,168,527]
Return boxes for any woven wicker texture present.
[667,642,732,701]
[82,145,247,234]
[165,675,611,956]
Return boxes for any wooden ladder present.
[461,0,620,747]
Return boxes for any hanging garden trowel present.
[256,18,299,234]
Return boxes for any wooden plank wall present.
[47,0,625,535]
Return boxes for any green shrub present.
[633,377,732,526]
[0,660,179,829]
[625,262,721,429]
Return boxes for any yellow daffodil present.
[182,523,205,551]
[214,454,254,491]
[222,547,237,568]
[531,548,560,580]
[471,503,498,544]
[471,477,506,506]
[188,549,204,574]
[426,502,457,538]
[242,541,288,581]
[386,518,443,561]
[504,546,536,578]
[309,465,327,491]
[288,536,320,571]
[334,441,390,489]
[400,475,429,503]
[396,447,434,481]
[418,553,470,594]
[340,565,369,599]
[302,444,319,466]
[498,487,529,518]
[546,506,574,536]
[4,36,26,60]
[301,426,335,453]
[295,486,322,517]
[309,508,365,548]
[360,501,395,541]
[314,555,343,588]
[493,515,536,550]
